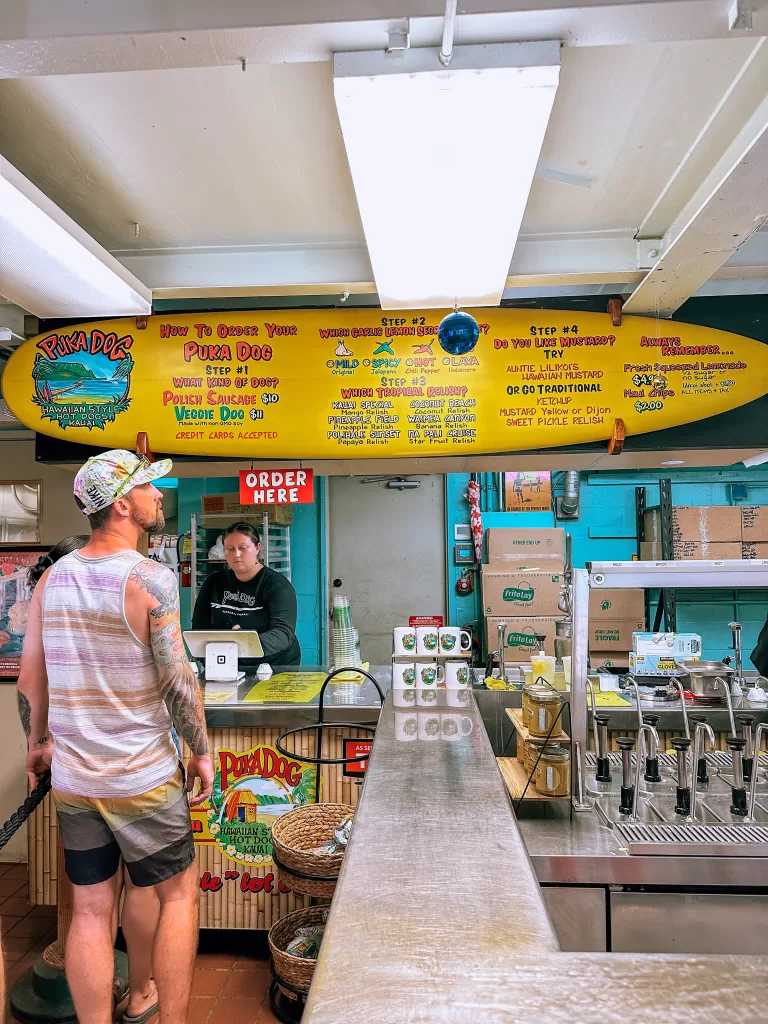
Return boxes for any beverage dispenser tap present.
[642,715,662,782]
[690,720,716,823]
[625,677,644,733]
[669,678,691,741]
[726,736,748,817]
[737,714,756,783]
[594,715,612,783]
[688,715,710,787]
[714,676,737,737]
[747,723,768,822]
[671,736,692,817]
[632,723,660,820]
[616,736,636,816]
[728,621,743,691]
[496,621,507,686]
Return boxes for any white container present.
[530,653,556,686]
[440,714,473,741]
[417,714,441,741]
[417,662,445,687]
[416,625,440,656]
[445,687,472,709]
[632,632,702,657]
[438,626,472,655]
[393,626,417,656]
[392,662,417,688]
[393,687,417,708]
[445,661,470,688]
[394,712,418,741]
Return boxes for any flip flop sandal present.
[112,977,130,1020]
[121,1002,160,1024]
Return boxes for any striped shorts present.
[53,768,195,887]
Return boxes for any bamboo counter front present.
[28,667,389,929]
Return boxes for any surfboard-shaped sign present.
[2,309,766,459]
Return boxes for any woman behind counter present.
[192,521,301,667]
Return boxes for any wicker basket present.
[271,802,354,898]
[268,905,328,993]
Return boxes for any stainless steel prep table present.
[302,690,768,1022]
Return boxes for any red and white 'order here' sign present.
[239,469,314,505]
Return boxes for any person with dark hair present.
[192,520,300,667]
[27,536,90,589]
[17,449,212,1024]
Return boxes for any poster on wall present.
[3,309,768,460]
[504,472,552,512]
[0,549,47,678]
[190,743,318,867]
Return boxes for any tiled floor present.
[0,863,282,1024]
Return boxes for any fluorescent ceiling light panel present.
[334,42,560,310]
[0,155,151,317]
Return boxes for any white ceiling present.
[0,0,767,311]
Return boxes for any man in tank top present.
[17,449,213,1024]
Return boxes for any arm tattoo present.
[132,561,210,757]
[17,692,31,738]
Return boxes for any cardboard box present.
[741,506,768,542]
[743,542,768,560]
[589,651,630,670]
[485,617,559,657]
[644,506,740,544]
[633,632,702,657]
[639,539,740,561]
[629,652,692,677]
[486,528,564,569]
[201,492,293,525]
[481,571,563,616]
[589,619,645,651]
[589,589,645,621]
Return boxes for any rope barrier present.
[0,772,51,852]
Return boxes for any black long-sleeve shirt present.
[192,566,301,667]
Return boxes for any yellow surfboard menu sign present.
[2,309,767,459]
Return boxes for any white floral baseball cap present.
[74,449,173,515]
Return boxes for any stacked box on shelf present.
[587,588,644,666]
[742,506,768,559]
[482,527,565,659]
[642,506,740,560]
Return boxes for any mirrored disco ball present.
[438,310,479,355]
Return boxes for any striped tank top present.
[42,549,177,798]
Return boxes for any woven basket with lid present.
[271,803,354,898]
[268,905,328,993]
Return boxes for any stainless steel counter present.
[303,691,768,1022]
[519,808,768,886]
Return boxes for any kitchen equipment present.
[594,714,612,783]
[737,714,756,782]
[675,659,734,698]
[671,736,692,817]
[642,715,662,783]
[727,735,748,816]
[554,618,572,662]
[616,736,636,815]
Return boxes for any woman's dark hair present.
[223,522,261,546]
[27,535,89,589]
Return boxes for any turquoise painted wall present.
[177,476,326,664]
[446,468,768,669]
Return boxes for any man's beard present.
[128,499,165,533]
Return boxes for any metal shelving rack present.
[570,559,768,809]
[189,511,291,617]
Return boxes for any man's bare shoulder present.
[128,559,179,613]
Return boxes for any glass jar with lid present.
[533,743,570,797]
[522,682,553,731]
[526,686,562,737]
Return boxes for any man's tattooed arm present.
[17,692,31,738]
[131,561,210,756]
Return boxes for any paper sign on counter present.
[243,673,327,704]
